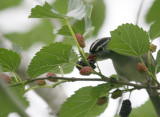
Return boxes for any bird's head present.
[88,37,112,61]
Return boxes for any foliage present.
[55,20,85,37]
[108,24,150,56]
[149,21,160,40]
[146,0,160,23]
[156,50,160,73]
[0,81,29,117]
[5,20,55,50]
[0,0,21,10]
[130,100,157,117]
[91,0,105,36]
[0,0,160,117]
[27,42,78,78]
[91,83,122,98]
[0,48,21,72]
[29,2,64,19]
[59,86,109,117]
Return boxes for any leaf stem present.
[64,18,104,79]
[25,80,67,93]
[96,61,102,74]
[12,72,22,83]
[64,19,88,64]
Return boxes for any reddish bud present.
[75,33,85,48]
[46,73,58,82]
[150,44,157,53]
[96,96,107,106]
[136,63,148,73]
[37,80,46,86]
[0,73,12,83]
[80,66,93,75]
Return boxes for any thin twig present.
[9,76,160,90]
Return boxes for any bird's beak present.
[87,53,98,61]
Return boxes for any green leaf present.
[149,21,160,40]
[146,0,160,23]
[91,83,111,98]
[27,42,78,78]
[55,25,71,36]
[109,74,118,79]
[66,0,86,20]
[0,48,21,72]
[83,17,95,38]
[5,20,55,50]
[56,18,93,39]
[49,48,78,74]
[83,26,95,39]
[63,37,76,46]
[29,2,64,19]
[108,23,150,56]
[130,100,157,117]
[59,86,109,117]
[53,0,68,15]
[91,0,105,35]
[0,81,29,117]
[156,50,160,74]
[85,4,93,19]
[91,83,122,98]
[55,20,85,37]
[0,0,21,10]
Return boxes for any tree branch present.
[10,76,160,90]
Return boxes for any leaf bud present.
[37,80,46,86]
[111,89,122,99]
[0,73,12,83]
[96,96,108,106]
[46,73,58,82]
[136,63,148,73]
[150,44,157,53]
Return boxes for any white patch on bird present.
[95,41,109,51]
[90,39,101,51]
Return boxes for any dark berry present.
[88,60,96,69]
[76,60,96,70]
[76,61,87,70]
[119,99,132,117]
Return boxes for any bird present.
[88,37,160,116]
